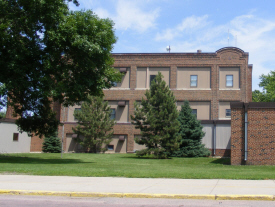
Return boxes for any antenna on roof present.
[235,35,237,47]
[227,29,229,47]
[166,45,171,53]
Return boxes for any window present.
[150,75,156,86]
[112,82,117,87]
[226,109,231,117]
[107,145,114,151]
[192,109,197,118]
[74,108,81,121]
[226,75,233,87]
[13,133,19,142]
[190,75,198,87]
[110,108,116,120]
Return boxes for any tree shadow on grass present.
[210,158,231,165]
[0,155,93,164]
[120,155,172,160]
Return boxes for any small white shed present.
[0,119,31,153]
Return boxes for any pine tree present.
[42,134,61,153]
[73,95,115,153]
[173,100,210,157]
[131,72,180,158]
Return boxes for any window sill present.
[104,88,130,90]
[175,88,211,90]
[135,88,148,90]
[115,122,131,125]
[219,88,240,90]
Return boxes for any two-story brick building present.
[56,47,252,156]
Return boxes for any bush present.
[42,135,61,153]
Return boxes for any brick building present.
[58,47,252,155]
[231,102,275,165]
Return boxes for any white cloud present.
[114,0,160,32]
[94,0,160,33]
[228,15,275,89]
[94,8,111,19]
[155,15,209,41]
[154,13,275,89]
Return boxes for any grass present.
[0,153,275,180]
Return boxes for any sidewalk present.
[0,175,274,201]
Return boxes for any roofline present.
[112,47,248,56]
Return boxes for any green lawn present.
[0,153,274,180]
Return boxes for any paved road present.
[1,195,275,207]
[0,175,275,201]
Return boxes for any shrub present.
[42,135,61,153]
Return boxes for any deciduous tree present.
[252,70,275,102]
[0,0,121,137]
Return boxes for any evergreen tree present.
[131,72,180,158]
[73,95,115,153]
[173,100,210,157]
[42,134,61,153]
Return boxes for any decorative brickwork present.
[231,102,275,165]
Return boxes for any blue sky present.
[69,0,275,90]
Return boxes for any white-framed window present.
[192,109,197,118]
[190,75,198,87]
[110,108,116,120]
[226,75,233,87]
[150,75,156,86]
[74,108,81,121]
[225,109,231,117]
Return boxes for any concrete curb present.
[0,190,274,201]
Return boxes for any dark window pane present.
[74,108,81,121]
[150,75,156,86]
[13,133,19,141]
[107,145,114,150]
[226,109,231,117]
[192,109,197,118]
[110,108,116,120]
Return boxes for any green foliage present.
[253,70,275,102]
[0,0,121,137]
[131,72,181,159]
[73,95,115,153]
[252,90,273,102]
[172,100,210,157]
[0,111,5,119]
[42,135,62,153]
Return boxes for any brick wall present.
[231,102,275,165]
[28,47,252,154]
[55,47,252,154]
[30,135,44,152]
